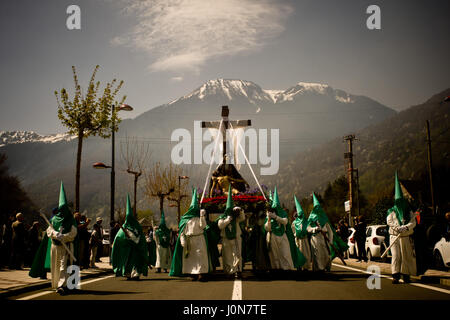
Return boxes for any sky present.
[0,0,449,134]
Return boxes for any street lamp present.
[92,103,133,227]
[111,104,133,226]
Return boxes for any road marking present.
[17,275,115,300]
[332,263,450,295]
[231,278,242,300]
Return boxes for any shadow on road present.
[70,289,136,296]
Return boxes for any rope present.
[229,123,267,202]
[200,119,223,204]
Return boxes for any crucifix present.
[201,106,251,164]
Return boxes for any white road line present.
[17,275,115,300]
[332,263,450,295]
[231,278,242,300]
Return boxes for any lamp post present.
[111,104,133,226]
[93,104,133,227]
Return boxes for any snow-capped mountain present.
[2,78,397,217]
[0,131,75,147]
[168,79,357,106]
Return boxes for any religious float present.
[198,106,271,223]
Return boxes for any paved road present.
[9,263,450,300]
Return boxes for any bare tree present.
[144,162,184,218]
[120,136,151,217]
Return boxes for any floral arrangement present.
[199,185,270,214]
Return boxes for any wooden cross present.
[201,106,251,164]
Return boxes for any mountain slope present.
[266,88,450,208]
[1,79,396,220]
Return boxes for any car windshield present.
[376,226,387,236]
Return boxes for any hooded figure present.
[154,209,172,273]
[307,193,333,272]
[30,182,78,294]
[386,172,417,283]
[292,195,312,271]
[217,185,246,277]
[263,187,306,271]
[111,194,149,280]
[170,188,210,281]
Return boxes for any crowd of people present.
[0,213,41,270]
[1,172,446,295]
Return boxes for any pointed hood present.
[218,185,238,240]
[156,209,171,248]
[293,195,308,238]
[313,193,321,207]
[395,171,403,200]
[307,193,329,227]
[388,172,410,225]
[265,187,288,237]
[225,185,234,212]
[51,181,76,233]
[271,187,281,209]
[178,188,201,231]
[294,195,305,218]
[123,194,142,232]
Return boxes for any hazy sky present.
[1,0,449,134]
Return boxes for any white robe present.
[291,222,312,270]
[307,223,333,272]
[46,225,77,289]
[218,211,245,274]
[153,231,172,270]
[180,216,209,274]
[387,210,417,276]
[264,216,294,270]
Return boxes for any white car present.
[433,236,450,270]
[347,228,356,257]
[365,225,389,261]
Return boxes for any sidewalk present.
[0,257,112,298]
[333,257,450,287]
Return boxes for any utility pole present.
[344,134,357,227]
[354,168,360,217]
[426,120,436,215]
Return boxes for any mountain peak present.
[170,78,272,104]
[0,130,75,147]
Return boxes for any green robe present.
[170,188,211,277]
[29,182,78,278]
[263,187,306,268]
[111,195,149,277]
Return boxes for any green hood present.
[292,195,308,239]
[155,209,171,248]
[217,185,237,240]
[51,182,77,233]
[388,172,411,225]
[307,193,329,228]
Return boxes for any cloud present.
[112,0,293,72]
[170,76,184,82]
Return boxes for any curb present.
[0,268,113,299]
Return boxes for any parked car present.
[365,225,390,261]
[347,228,356,258]
[433,236,450,270]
